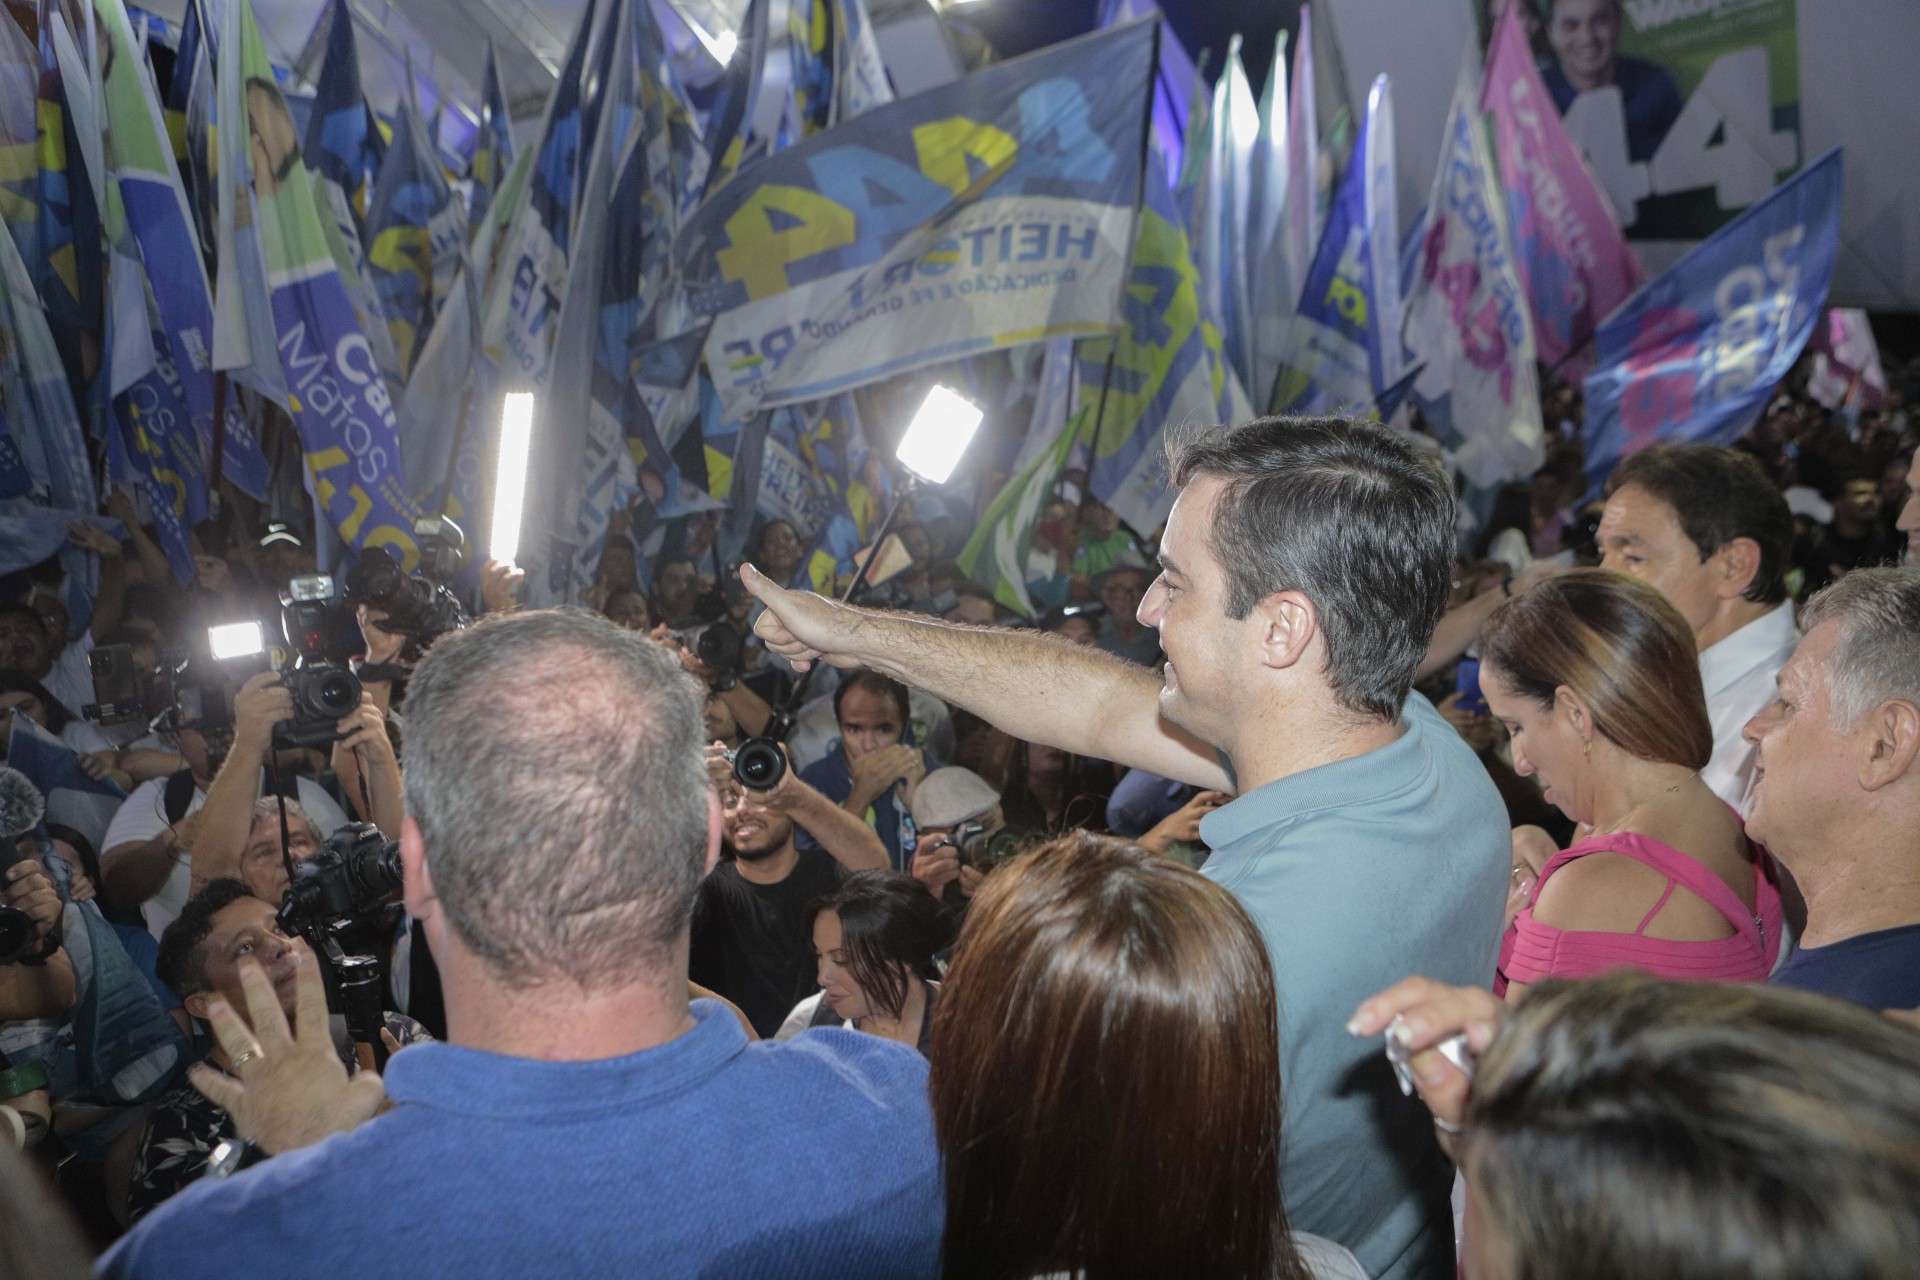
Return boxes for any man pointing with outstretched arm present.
[745,416,1510,1280]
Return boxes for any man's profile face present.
[719,787,794,861]
[1138,476,1247,745]
[1893,450,1920,564]
[241,816,320,905]
[1741,622,1853,865]
[188,896,301,1023]
[837,684,904,762]
[1549,0,1619,88]
[1598,484,1721,641]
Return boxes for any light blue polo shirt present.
[1199,692,1509,1280]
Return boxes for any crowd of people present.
[0,350,1918,1279]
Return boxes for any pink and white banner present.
[1480,1,1643,374]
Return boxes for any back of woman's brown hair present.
[1479,568,1711,770]
[928,832,1307,1280]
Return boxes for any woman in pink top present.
[1479,570,1783,996]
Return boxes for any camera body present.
[0,905,35,965]
[949,819,1025,872]
[342,538,468,651]
[676,620,744,674]
[279,821,403,930]
[275,575,362,749]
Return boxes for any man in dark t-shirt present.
[1744,567,1920,1012]
[691,749,891,1037]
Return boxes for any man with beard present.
[690,748,889,1038]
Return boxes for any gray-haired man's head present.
[402,609,710,990]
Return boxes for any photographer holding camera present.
[99,677,352,941]
[101,609,942,1279]
[691,740,891,1039]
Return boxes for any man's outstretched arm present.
[742,566,1232,792]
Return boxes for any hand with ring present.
[187,938,387,1155]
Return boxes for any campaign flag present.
[208,0,290,413]
[629,325,722,519]
[959,403,1085,618]
[754,394,889,594]
[1807,307,1887,410]
[1195,35,1257,394]
[698,0,770,199]
[1402,58,1544,489]
[467,0,606,592]
[303,0,380,245]
[1481,0,1642,375]
[0,413,26,498]
[466,39,513,227]
[110,280,203,583]
[1283,6,1319,321]
[7,709,124,856]
[95,0,271,500]
[783,0,834,139]
[30,0,103,424]
[1171,48,1209,233]
[162,0,202,163]
[365,96,465,378]
[398,146,528,521]
[0,9,34,232]
[1084,163,1253,537]
[1583,148,1842,493]
[1095,0,1198,188]
[0,198,92,510]
[679,19,1159,419]
[1011,336,1077,472]
[1271,74,1403,418]
[224,0,428,567]
[1246,29,1294,414]
[831,0,894,122]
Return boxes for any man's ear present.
[183,990,214,1022]
[1711,536,1764,601]
[1252,590,1317,673]
[400,815,437,926]
[1859,699,1920,793]
[704,790,723,877]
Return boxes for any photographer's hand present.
[356,605,406,666]
[331,695,402,835]
[232,672,294,763]
[908,838,960,896]
[189,939,387,1155]
[479,560,523,616]
[4,855,64,941]
[1138,790,1228,855]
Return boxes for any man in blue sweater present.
[101,610,943,1279]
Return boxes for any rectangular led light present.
[208,621,265,661]
[896,385,983,485]
[491,393,536,567]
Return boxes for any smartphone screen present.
[1455,659,1489,717]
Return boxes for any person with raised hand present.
[746,417,1509,1280]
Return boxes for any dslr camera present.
[279,821,403,931]
[342,517,470,651]
[275,575,362,750]
[949,819,1027,872]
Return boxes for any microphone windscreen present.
[0,767,47,841]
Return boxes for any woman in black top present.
[785,872,946,1055]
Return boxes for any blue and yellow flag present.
[1081,161,1252,537]
[30,0,103,425]
[677,18,1158,418]
[365,96,463,379]
[465,39,513,228]
[304,0,380,237]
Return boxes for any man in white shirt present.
[101,670,350,939]
[1598,445,1796,811]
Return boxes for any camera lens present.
[696,623,743,672]
[309,669,362,718]
[732,739,787,791]
[0,906,36,964]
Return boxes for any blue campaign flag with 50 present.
[675,18,1159,417]
[1583,148,1842,492]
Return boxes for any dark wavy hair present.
[803,870,947,1021]
[156,879,258,1000]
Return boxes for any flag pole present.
[208,371,228,519]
